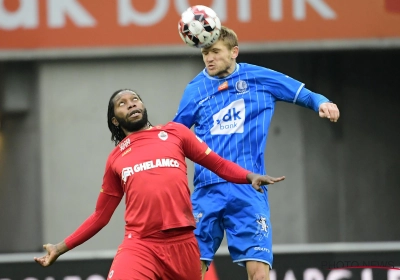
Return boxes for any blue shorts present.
[192,182,273,268]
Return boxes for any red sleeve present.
[176,123,250,184]
[64,192,121,250]
[101,154,124,198]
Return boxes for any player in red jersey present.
[34,89,285,280]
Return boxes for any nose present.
[127,100,137,109]
[205,53,214,62]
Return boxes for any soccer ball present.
[178,5,221,48]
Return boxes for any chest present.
[112,132,186,181]
[196,80,273,127]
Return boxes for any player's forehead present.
[113,91,139,102]
[202,40,227,53]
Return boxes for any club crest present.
[158,131,168,141]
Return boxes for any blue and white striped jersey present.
[173,63,329,189]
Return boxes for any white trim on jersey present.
[293,83,305,104]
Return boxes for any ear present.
[112,117,119,127]
[231,46,239,59]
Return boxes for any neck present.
[123,123,152,136]
[217,62,236,78]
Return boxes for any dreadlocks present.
[107,89,152,146]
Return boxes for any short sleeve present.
[101,157,124,198]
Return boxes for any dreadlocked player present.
[34,89,285,280]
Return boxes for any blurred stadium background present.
[0,1,399,279]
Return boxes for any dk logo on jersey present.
[210,99,245,135]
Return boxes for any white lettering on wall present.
[283,269,297,280]
[271,0,336,21]
[47,0,96,28]
[237,0,251,22]
[0,0,337,31]
[175,0,227,22]
[326,270,352,280]
[118,0,169,26]
[303,268,324,280]
[175,0,251,22]
[388,269,400,280]
[293,0,336,20]
[270,0,282,21]
[0,0,38,30]
[361,269,372,280]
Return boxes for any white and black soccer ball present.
[178,5,221,48]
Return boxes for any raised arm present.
[259,67,339,122]
[295,87,340,122]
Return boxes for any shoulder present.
[186,70,206,87]
[181,72,205,100]
[239,63,288,80]
[163,122,194,137]
[164,121,190,132]
[104,144,124,168]
[153,122,191,143]
[238,62,263,70]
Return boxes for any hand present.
[319,102,340,122]
[246,173,285,193]
[34,242,68,267]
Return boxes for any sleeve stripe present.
[205,147,211,155]
[293,83,305,104]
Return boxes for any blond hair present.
[218,26,238,49]
[203,26,238,51]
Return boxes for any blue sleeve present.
[259,67,329,113]
[260,68,305,103]
[173,86,197,128]
[295,87,330,112]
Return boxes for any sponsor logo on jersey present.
[158,131,168,141]
[235,80,249,94]
[255,213,269,241]
[108,270,114,278]
[121,147,131,157]
[133,158,179,172]
[121,167,134,183]
[218,81,228,91]
[119,138,130,152]
[254,247,270,252]
[121,158,180,182]
[210,99,245,135]
[199,95,215,105]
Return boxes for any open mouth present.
[207,65,217,72]
[128,110,141,118]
